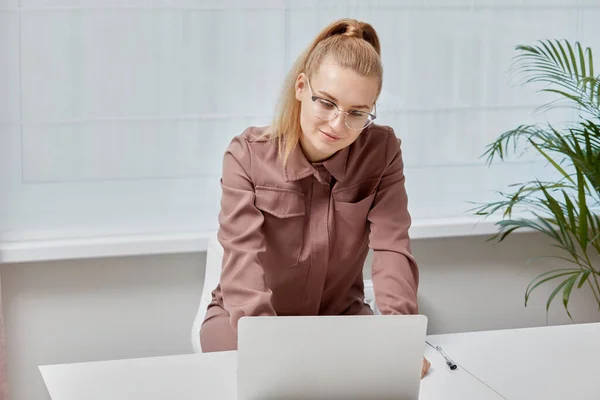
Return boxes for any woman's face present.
[295,57,379,163]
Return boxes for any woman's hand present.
[421,357,431,378]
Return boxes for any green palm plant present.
[475,39,600,319]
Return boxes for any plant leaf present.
[577,169,590,249]
[529,140,575,185]
[578,270,592,288]
[545,274,577,313]
[525,269,579,306]
[561,274,579,321]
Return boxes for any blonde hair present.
[267,18,383,164]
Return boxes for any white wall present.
[2,232,600,400]
[1,252,206,400]
[4,1,600,243]
[409,233,600,334]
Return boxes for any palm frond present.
[511,40,600,118]
[477,39,600,317]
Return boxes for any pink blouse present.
[208,124,419,331]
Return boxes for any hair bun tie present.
[342,25,364,39]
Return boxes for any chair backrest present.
[191,233,379,352]
[364,278,380,315]
[191,233,224,353]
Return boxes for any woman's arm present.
[217,135,277,332]
[367,127,419,315]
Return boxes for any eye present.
[349,110,366,117]
[316,98,336,110]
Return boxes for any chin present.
[314,136,339,151]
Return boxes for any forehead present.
[310,61,379,108]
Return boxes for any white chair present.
[190,233,224,353]
[190,233,379,353]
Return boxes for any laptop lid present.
[237,314,428,400]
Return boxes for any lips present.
[319,130,340,140]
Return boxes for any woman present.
[200,18,430,377]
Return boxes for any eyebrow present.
[317,90,371,110]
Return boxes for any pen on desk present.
[435,345,458,370]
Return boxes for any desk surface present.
[39,344,503,400]
[426,322,600,400]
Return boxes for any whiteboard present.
[1,0,599,248]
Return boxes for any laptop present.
[237,314,428,400]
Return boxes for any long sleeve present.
[367,128,419,315]
[217,135,276,333]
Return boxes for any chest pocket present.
[332,178,379,255]
[255,186,305,268]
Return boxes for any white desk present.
[42,323,600,400]
[39,344,503,400]
[426,322,600,400]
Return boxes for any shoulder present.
[239,126,271,143]
[350,123,402,164]
[223,126,282,178]
[225,126,276,157]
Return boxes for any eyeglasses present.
[305,76,377,131]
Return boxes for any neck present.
[298,137,333,163]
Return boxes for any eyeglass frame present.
[304,75,377,131]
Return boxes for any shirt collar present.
[283,140,348,183]
[283,140,313,182]
[323,145,348,183]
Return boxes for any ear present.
[294,73,306,101]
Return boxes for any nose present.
[328,112,346,131]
